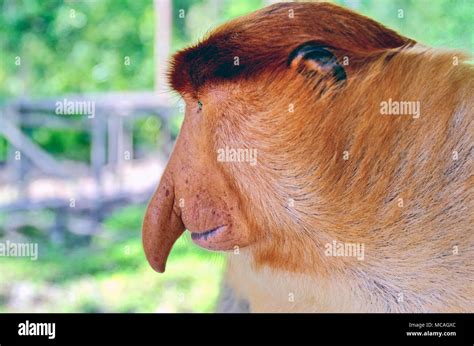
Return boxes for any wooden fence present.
[0,92,176,243]
[0,0,177,242]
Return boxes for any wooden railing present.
[0,92,177,243]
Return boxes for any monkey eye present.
[197,100,203,110]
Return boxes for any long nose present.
[142,168,185,273]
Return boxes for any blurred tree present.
[337,0,473,52]
[0,0,154,99]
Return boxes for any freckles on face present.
[169,105,252,252]
[143,80,256,271]
[178,190,229,233]
[178,188,251,251]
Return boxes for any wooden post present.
[107,114,119,166]
[155,0,172,96]
[5,106,27,200]
[90,114,106,233]
[4,106,18,178]
[90,114,106,196]
[50,207,67,245]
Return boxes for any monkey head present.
[142,3,412,273]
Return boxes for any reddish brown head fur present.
[169,3,412,96]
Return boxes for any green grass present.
[0,204,226,312]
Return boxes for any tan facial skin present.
[142,93,253,273]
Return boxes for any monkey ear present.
[287,42,347,83]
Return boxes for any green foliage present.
[171,0,263,50]
[0,0,154,99]
[132,116,162,154]
[336,0,473,52]
[0,135,7,161]
[30,126,91,161]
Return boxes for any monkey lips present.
[190,225,227,248]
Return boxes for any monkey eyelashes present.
[288,42,347,87]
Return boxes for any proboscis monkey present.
[143,2,473,312]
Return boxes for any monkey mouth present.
[191,225,226,241]
[189,225,228,249]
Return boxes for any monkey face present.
[142,70,346,273]
[143,2,412,273]
[142,90,255,273]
